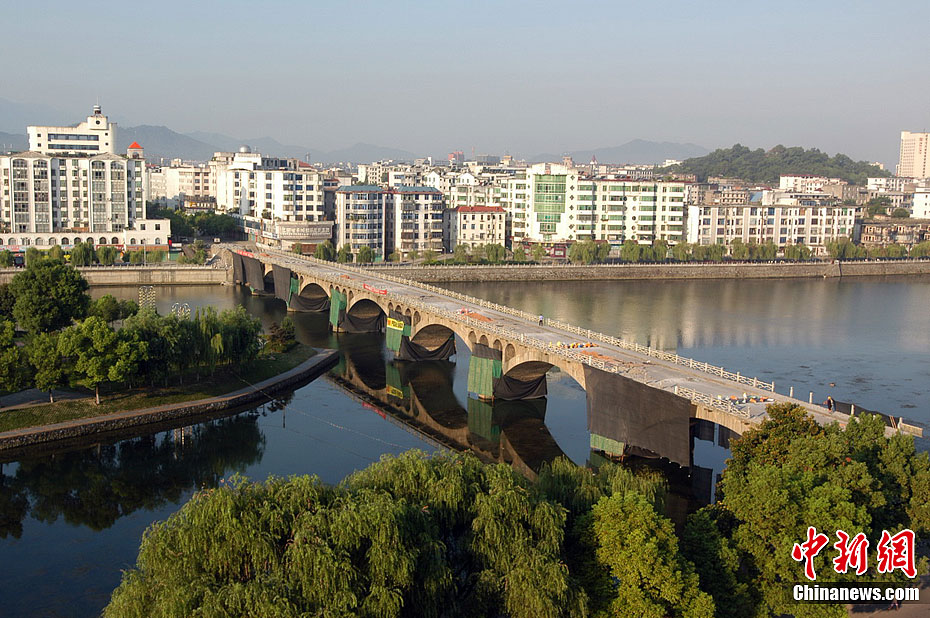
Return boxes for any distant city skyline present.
[3,0,929,167]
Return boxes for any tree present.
[421,249,438,263]
[866,197,892,216]
[649,239,669,262]
[10,259,90,334]
[717,404,930,616]
[531,244,547,262]
[453,244,469,263]
[569,241,598,264]
[0,250,12,267]
[485,243,506,263]
[70,241,96,267]
[357,245,374,263]
[620,240,641,263]
[593,492,714,618]
[825,236,865,259]
[336,245,353,263]
[25,247,42,268]
[291,242,304,255]
[595,242,610,262]
[148,249,166,263]
[891,207,910,218]
[729,238,749,260]
[0,284,15,320]
[783,242,812,261]
[266,317,296,353]
[910,240,930,258]
[0,320,30,394]
[388,250,402,262]
[513,246,527,262]
[57,316,120,404]
[671,242,693,262]
[47,245,64,261]
[96,246,118,266]
[105,451,590,618]
[405,249,419,261]
[28,332,66,403]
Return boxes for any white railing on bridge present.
[674,386,750,418]
[259,246,777,394]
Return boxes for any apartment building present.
[779,175,842,193]
[898,131,930,178]
[859,219,930,249]
[499,163,686,247]
[148,162,216,208]
[913,185,930,219]
[27,105,116,156]
[335,185,386,256]
[388,186,444,255]
[449,206,506,249]
[0,137,167,249]
[689,201,859,255]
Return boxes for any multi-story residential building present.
[148,162,216,208]
[779,175,842,193]
[913,184,930,219]
[27,105,116,156]
[501,163,686,248]
[859,219,930,249]
[867,176,917,193]
[898,131,930,178]
[335,185,385,256]
[388,186,444,255]
[689,202,860,255]
[0,124,168,249]
[449,206,506,249]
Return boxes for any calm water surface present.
[0,276,926,616]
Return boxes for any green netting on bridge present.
[467,397,499,442]
[467,344,502,399]
[329,288,347,328]
[385,311,411,352]
[289,276,300,304]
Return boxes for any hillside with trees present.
[668,144,890,185]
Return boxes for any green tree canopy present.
[336,245,353,263]
[27,332,66,403]
[57,316,121,404]
[512,246,527,262]
[357,245,374,263]
[10,259,90,334]
[668,144,889,185]
[707,404,930,616]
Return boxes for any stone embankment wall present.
[365,260,930,282]
[0,265,228,286]
[0,350,338,453]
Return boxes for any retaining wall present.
[0,265,229,286]
[0,349,338,453]
[364,260,930,282]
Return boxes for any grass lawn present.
[0,344,317,433]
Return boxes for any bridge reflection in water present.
[329,327,729,515]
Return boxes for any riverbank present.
[364,259,930,282]
[0,264,227,286]
[0,345,338,452]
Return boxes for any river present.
[0,275,927,616]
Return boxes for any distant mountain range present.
[528,139,710,165]
[0,98,710,165]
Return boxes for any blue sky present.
[3,0,928,164]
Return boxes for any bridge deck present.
[242,246,920,439]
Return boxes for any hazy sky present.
[3,0,928,165]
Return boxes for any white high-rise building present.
[898,131,930,179]
[28,105,117,156]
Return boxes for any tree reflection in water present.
[0,413,266,537]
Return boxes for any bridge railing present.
[263,246,777,393]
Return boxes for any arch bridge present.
[220,245,921,464]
